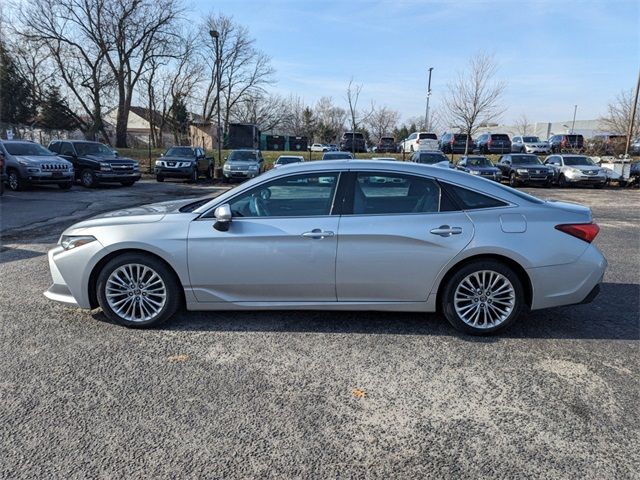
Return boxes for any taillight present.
[555,223,600,243]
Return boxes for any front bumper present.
[527,244,607,310]
[515,172,554,183]
[26,171,74,184]
[223,170,259,179]
[44,241,106,309]
[155,166,194,178]
[95,172,141,182]
[564,174,607,185]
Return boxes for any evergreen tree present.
[0,40,36,125]
[170,94,189,143]
[40,85,79,130]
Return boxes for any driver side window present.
[227,172,340,218]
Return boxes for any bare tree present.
[444,52,506,153]
[18,0,182,147]
[514,113,532,136]
[599,89,640,138]
[282,95,306,136]
[366,106,400,143]
[230,92,287,132]
[199,13,275,133]
[314,96,346,143]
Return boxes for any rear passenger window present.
[444,183,508,210]
[352,173,444,215]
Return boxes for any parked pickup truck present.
[48,140,140,188]
[155,146,212,182]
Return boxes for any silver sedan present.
[45,160,606,335]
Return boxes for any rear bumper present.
[527,244,607,310]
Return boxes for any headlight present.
[469,170,480,175]
[248,165,259,171]
[99,162,112,171]
[155,160,164,167]
[566,167,580,175]
[133,162,140,170]
[516,169,528,174]
[223,164,231,171]
[59,235,97,251]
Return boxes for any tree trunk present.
[115,77,128,148]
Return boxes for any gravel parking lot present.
[1,181,638,479]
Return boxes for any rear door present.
[336,171,474,302]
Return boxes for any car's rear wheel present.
[441,260,524,335]
[96,253,181,328]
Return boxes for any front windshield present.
[165,147,194,157]
[511,155,541,165]
[523,136,540,142]
[276,157,302,165]
[3,142,55,156]
[74,142,115,156]
[228,151,257,162]
[417,153,448,164]
[564,156,595,166]
[466,157,492,167]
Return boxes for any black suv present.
[496,154,554,187]
[440,133,474,153]
[48,140,140,188]
[475,133,512,154]
[548,134,584,153]
[155,146,212,182]
[375,137,396,153]
[340,132,366,153]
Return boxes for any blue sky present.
[190,0,639,125]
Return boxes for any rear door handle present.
[430,225,463,237]
[302,229,335,239]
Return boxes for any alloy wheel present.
[105,263,167,323]
[9,172,19,191]
[453,270,516,329]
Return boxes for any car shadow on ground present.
[0,246,46,264]
[91,282,639,341]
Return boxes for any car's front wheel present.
[81,169,97,188]
[509,172,519,187]
[96,253,181,328]
[7,170,25,191]
[441,260,524,335]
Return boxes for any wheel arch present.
[88,248,185,309]
[435,253,533,312]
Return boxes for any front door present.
[188,171,341,303]
[336,171,474,302]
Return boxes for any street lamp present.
[209,29,222,181]
[424,67,433,131]
[571,104,577,134]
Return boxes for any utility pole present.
[625,69,640,156]
[424,67,433,131]
[209,29,222,181]
[571,104,577,134]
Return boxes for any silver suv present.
[0,140,74,191]
[511,136,550,154]
[222,149,265,183]
[544,154,606,187]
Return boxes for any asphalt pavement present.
[0,181,638,479]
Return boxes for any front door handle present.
[302,229,335,239]
[430,225,463,237]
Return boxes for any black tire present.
[190,168,198,183]
[7,170,25,191]
[156,175,164,182]
[520,146,526,153]
[81,169,97,188]
[206,165,213,179]
[58,182,73,190]
[544,180,552,188]
[509,172,519,188]
[558,174,568,188]
[96,252,182,328]
[441,260,525,335]
[120,180,136,187]
[222,176,229,184]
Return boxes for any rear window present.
[380,137,394,144]
[567,135,584,142]
[344,132,364,139]
[419,133,437,140]
[453,134,469,140]
[491,134,510,141]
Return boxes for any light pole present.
[571,104,577,134]
[424,67,433,131]
[209,29,222,181]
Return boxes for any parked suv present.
[155,146,212,183]
[548,134,584,153]
[222,149,265,182]
[399,132,438,153]
[48,140,140,188]
[587,134,627,155]
[340,132,366,153]
[440,133,474,154]
[511,135,550,154]
[375,137,396,153]
[475,133,512,154]
[496,154,554,187]
[1,140,74,191]
[544,154,606,188]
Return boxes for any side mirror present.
[213,204,232,232]
[160,153,164,157]
[113,150,119,157]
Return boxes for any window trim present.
[199,170,345,220]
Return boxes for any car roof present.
[0,140,35,144]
